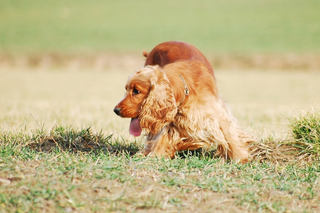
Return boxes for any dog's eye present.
[132,87,141,96]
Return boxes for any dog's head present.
[114,65,177,136]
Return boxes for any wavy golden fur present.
[114,41,253,163]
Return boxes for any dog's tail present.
[142,50,149,58]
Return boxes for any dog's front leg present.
[143,132,176,158]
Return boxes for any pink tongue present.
[129,118,142,137]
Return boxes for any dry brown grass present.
[251,139,314,163]
[1,53,320,71]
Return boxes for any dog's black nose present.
[113,108,121,115]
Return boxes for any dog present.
[114,41,253,162]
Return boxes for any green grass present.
[1,1,320,211]
[1,0,320,54]
[289,108,320,156]
[0,67,320,212]
[0,125,319,212]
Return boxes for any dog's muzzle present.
[113,108,121,116]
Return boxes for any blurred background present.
[0,0,320,138]
[1,0,319,69]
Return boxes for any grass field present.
[1,0,320,54]
[1,0,320,212]
[1,67,320,136]
[1,67,320,212]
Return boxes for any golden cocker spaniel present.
[114,41,253,163]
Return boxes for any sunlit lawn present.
[1,67,320,212]
[1,67,319,139]
[1,0,320,211]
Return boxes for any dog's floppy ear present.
[139,66,177,135]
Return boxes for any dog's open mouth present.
[129,117,142,137]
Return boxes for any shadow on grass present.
[27,126,142,156]
[25,124,318,163]
[6,105,320,163]
[177,149,218,159]
[25,126,221,159]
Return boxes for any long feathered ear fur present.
[139,66,177,135]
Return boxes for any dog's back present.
[143,41,214,77]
